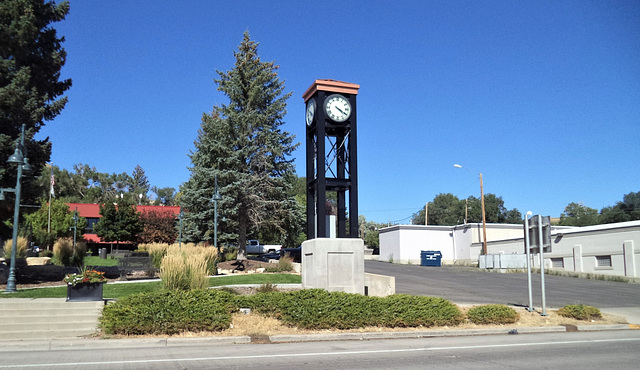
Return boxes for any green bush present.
[242,290,463,330]
[265,255,294,272]
[100,288,465,335]
[100,289,238,335]
[557,304,601,321]
[380,294,465,328]
[467,304,519,324]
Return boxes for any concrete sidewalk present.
[0,322,635,352]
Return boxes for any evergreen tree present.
[129,164,150,204]
[180,32,301,259]
[94,197,142,248]
[0,0,71,239]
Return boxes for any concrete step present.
[0,299,104,341]
[0,300,103,311]
[0,308,102,317]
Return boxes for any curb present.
[0,324,633,352]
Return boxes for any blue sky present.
[40,0,640,224]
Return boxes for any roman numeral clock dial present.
[324,94,351,123]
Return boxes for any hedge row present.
[100,289,465,335]
[100,290,237,335]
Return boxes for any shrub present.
[557,304,601,321]
[380,294,465,328]
[100,289,237,335]
[53,238,75,266]
[160,245,212,290]
[265,255,293,272]
[242,290,463,330]
[256,283,279,293]
[467,304,519,324]
[3,237,28,259]
[223,247,237,262]
[140,243,170,268]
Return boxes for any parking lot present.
[365,260,640,309]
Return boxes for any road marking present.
[1,337,639,368]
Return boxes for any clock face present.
[324,94,351,123]
[306,98,316,126]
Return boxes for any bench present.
[109,250,130,259]
[118,256,156,279]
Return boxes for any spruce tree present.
[181,32,302,259]
[94,197,142,249]
[0,0,71,238]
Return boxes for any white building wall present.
[484,221,640,278]
[379,221,640,277]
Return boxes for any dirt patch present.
[216,259,275,273]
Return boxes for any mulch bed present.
[216,259,274,273]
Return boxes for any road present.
[365,260,640,308]
[1,331,639,369]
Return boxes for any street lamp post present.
[3,124,31,293]
[178,207,183,249]
[211,175,222,254]
[72,207,78,259]
[454,164,488,255]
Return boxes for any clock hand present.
[335,106,346,115]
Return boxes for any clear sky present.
[40,0,640,224]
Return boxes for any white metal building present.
[379,221,640,278]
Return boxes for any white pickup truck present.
[246,240,282,254]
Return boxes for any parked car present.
[279,246,301,263]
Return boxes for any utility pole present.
[480,173,487,255]
[424,202,428,226]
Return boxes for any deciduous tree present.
[138,209,177,244]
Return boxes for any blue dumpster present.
[420,250,442,267]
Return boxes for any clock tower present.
[303,79,360,239]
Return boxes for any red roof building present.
[66,203,180,246]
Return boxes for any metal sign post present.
[524,213,534,312]
[525,214,551,316]
[537,215,548,316]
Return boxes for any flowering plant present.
[64,268,107,286]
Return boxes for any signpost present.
[524,214,551,316]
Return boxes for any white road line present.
[1,337,639,368]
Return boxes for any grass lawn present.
[0,273,301,299]
[84,256,120,267]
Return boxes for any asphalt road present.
[1,331,638,369]
[364,260,640,308]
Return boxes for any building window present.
[551,258,564,268]
[596,255,612,267]
[85,218,100,233]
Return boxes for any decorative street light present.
[72,207,79,259]
[3,124,31,292]
[211,174,222,254]
[454,164,488,255]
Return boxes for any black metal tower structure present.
[303,80,360,239]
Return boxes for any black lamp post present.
[3,124,31,293]
[72,207,78,259]
[211,175,222,254]
[178,207,183,249]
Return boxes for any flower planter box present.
[66,282,104,302]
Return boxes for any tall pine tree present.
[181,32,302,259]
[0,0,71,238]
